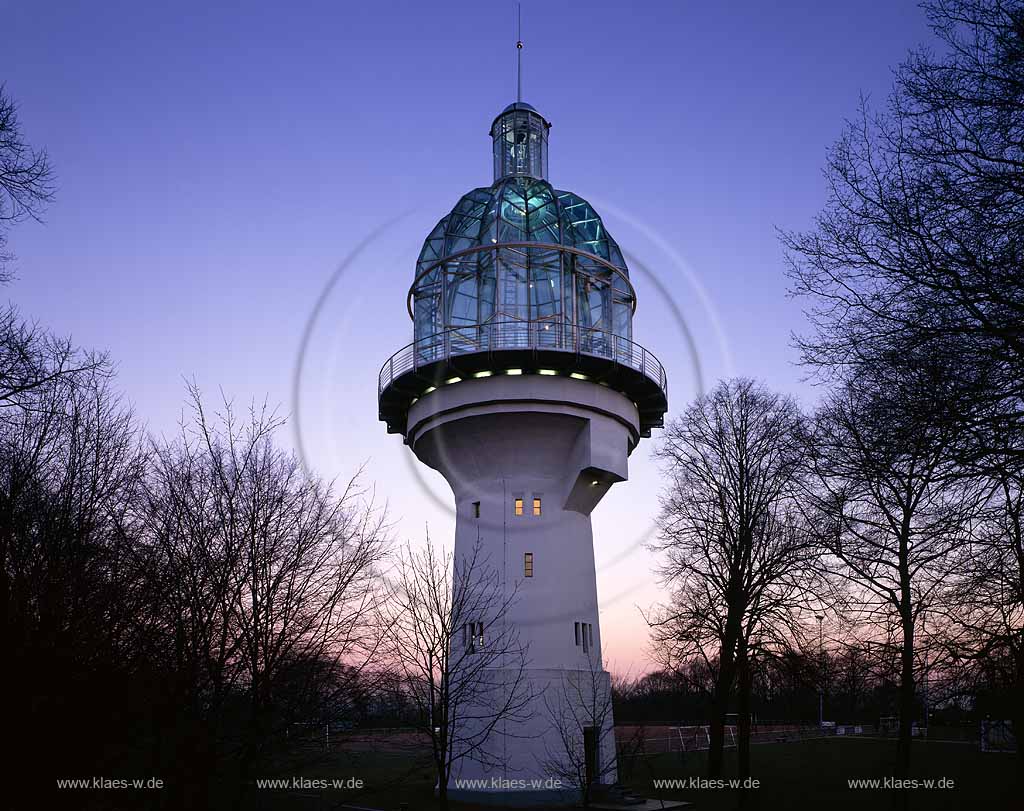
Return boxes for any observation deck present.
[378,318,668,439]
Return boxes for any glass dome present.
[379,102,667,439]
[410,170,636,361]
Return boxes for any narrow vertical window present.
[583,623,589,652]
[477,622,485,648]
[588,623,594,650]
[514,497,524,516]
[574,622,581,646]
[473,501,480,518]
[533,497,542,516]
[524,552,533,577]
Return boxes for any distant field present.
[254,729,1018,810]
[619,736,1019,811]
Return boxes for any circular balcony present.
[378,319,668,438]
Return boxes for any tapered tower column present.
[409,374,633,802]
[378,101,667,806]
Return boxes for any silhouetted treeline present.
[647,0,1024,784]
[0,311,388,810]
[612,645,988,731]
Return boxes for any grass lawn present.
[253,735,1019,810]
[620,737,1020,811]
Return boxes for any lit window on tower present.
[533,497,542,516]
[514,497,524,516]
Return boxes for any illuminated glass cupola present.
[490,102,550,180]
[378,101,668,439]
[411,102,635,350]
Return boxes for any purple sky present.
[3,1,932,673]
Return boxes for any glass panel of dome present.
[480,216,498,246]
[447,272,478,326]
[492,131,503,181]
[420,237,445,268]
[587,286,606,332]
[608,239,626,270]
[575,277,591,330]
[478,252,496,328]
[414,287,442,351]
[498,254,528,323]
[524,178,552,207]
[562,262,576,326]
[498,187,528,240]
[448,214,481,241]
[572,216,604,254]
[455,191,488,217]
[613,299,632,342]
[528,196,560,242]
[531,264,559,321]
[448,234,477,255]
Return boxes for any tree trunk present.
[736,641,752,782]
[895,524,916,788]
[434,740,449,811]
[708,599,742,778]
[895,604,915,811]
[736,639,753,807]
[1012,637,1024,766]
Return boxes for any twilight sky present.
[3,1,932,674]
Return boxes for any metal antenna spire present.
[516,2,523,104]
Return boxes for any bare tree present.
[0,307,108,424]
[778,0,1024,786]
[648,378,812,778]
[780,0,1024,444]
[0,84,54,279]
[379,537,533,811]
[803,354,980,780]
[537,650,617,807]
[137,383,389,806]
[940,450,1024,757]
[0,357,145,806]
[732,508,821,783]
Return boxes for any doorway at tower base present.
[446,667,618,808]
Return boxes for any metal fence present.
[378,319,668,396]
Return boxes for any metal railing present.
[378,320,667,396]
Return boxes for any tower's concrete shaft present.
[408,374,636,803]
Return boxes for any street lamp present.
[816,614,825,727]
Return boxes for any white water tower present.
[378,99,668,805]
